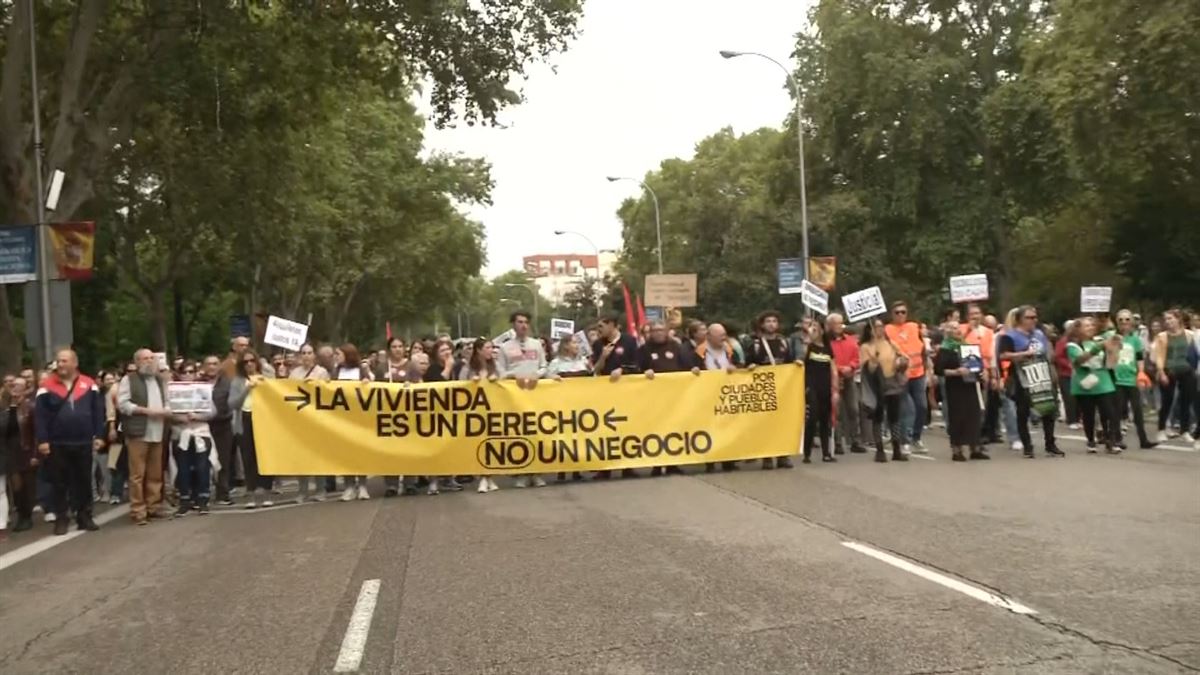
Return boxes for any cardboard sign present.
[644,274,697,307]
[841,286,887,323]
[263,315,309,351]
[153,352,169,373]
[550,318,575,340]
[167,381,214,414]
[949,274,989,303]
[1080,286,1112,313]
[777,259,804,295]
[800,279,829,315]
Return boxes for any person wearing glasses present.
[1113,309,1157,449]
[229,350,274,508]
[885,302,929,455]
[997,306,1064,458]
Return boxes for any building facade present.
[522,251,617,305]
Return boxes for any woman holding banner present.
[335,344,373,501]
[998,306,1064,459]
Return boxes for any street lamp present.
[553,229,601,318]
[503,283,538,336]
[719,49,809,280]
[606,176,663,275]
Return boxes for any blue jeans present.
[36,463,54,511]
[1002,394,1019,443]
[900,375,927,443]
[173,436,213,503]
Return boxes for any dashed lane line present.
[333,578,382,672]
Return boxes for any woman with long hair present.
[802,322,838,463]
[860,318,909,463]
[335,344,373,501]
[404,353,461,495]
[230,349,275,508]
[289,343,331,501]
[1151,309,1197,444]
[459,339,503,492]
[1113,309,1156,449]
[547,336,590,378]
[424,340,457,383]
[374,337,408,383]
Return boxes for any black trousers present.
[211,421,235,500]
[8,467,37,520]
[804,390,833,459]
[981,387,1002,439]
[238,412,272,492]
[1079,392,1120,448]
[1159,370,1196,433]
[1115,385,1151,446]
[869,394,904,453]
[49,442,93,518]
[1013,389,1057,452]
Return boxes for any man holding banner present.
[747,311,797,470]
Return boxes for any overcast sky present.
[422,0,811,276]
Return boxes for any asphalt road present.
[1,430,1197,674]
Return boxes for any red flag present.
[386,321,393,340]
[636,294,647,328]
[621,283,637,336]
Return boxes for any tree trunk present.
[173,282,185,355]
[147,290,168,352]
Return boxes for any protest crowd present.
[2,301,1199,542]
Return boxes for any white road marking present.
[908,454,936,461]
[334,578,382,672]
[0,505,130,573]
[842,541,1036,615]
[1056,434,1196,453]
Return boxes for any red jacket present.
[1053,338,1073,378]
[830,333,861,374]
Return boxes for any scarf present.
[940,335,962,352]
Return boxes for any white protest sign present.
[166,382,213,414]
[263,315,309,351]
[841,286,887,323]
[949,274,989,303]
[1080,286,1112,313]
[800,279,829,315]
[153,352,169,372]
[550,318,575,340]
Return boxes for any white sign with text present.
[800,279,829,315]
[841,286,888,323]
[949,274,989,303]
[263,315,309,351]
[1080,286,1112,313]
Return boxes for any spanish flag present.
[49,221,95,281]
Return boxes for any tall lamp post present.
[504,283,538,336]
[26,0,53,362]
[606,176,663,275]
[719,49,809,280]
[553,229,601,318]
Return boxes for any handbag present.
[1079,372,1100,391]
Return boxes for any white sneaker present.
[1157,430,1169,443]
[1069,423,1081,430]
[1183,432,1197,443]
[45,512,57,523]
[427,479,440,496]
[262,500,274,508]
[514,476,529,489]
[912,441,928,454]
[356,485,370,500]
[1012,441,1025,452]
[487,477,500,492]
[477,478,490,493]
[340,487,356,502]
[901,444,912,456]
[531,476,547,488]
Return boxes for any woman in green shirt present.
[1113,310,1157,449]
[1067,317,1122,453]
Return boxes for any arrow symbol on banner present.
[284,387,312,411]
[603,408,628,431]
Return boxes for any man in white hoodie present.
[496,310,549,488]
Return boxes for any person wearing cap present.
[747,310,797,470]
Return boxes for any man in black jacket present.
[746,311,796,470]
[592,316,640,479]
[637,321,697,477]
[34,350,106,535]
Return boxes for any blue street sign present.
[777,258,804,295]
[0,226,37,284]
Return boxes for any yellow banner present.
[252,365,805,475]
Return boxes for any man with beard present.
[747,310,796,470]
[118,349,173,525]
[636,321,696,476]
[34,350,106,535]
